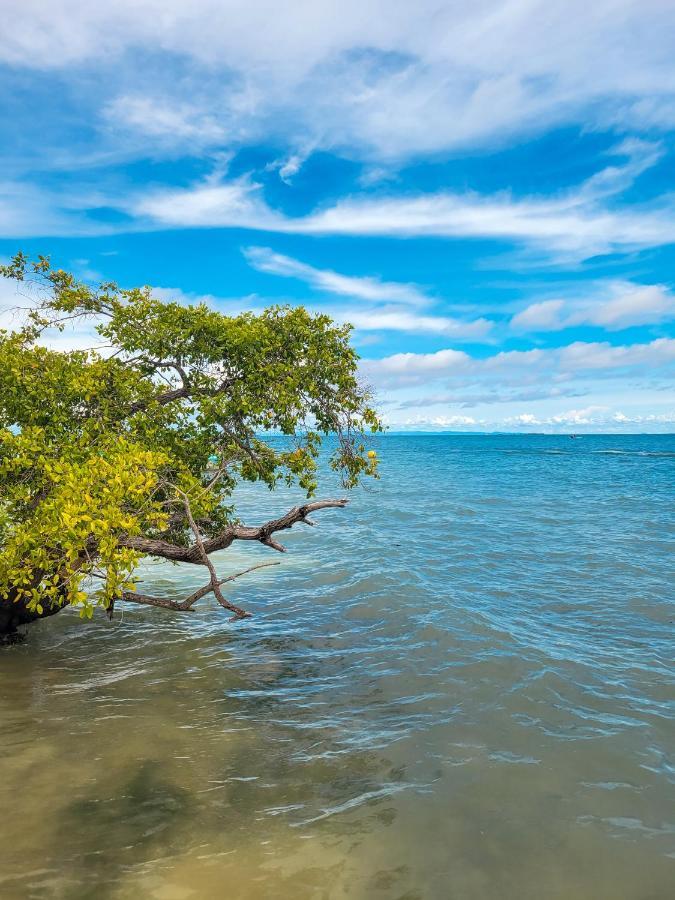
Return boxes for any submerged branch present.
[119,561,280,617]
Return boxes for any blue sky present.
[1,1,674,432]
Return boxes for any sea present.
[1,433,673,899]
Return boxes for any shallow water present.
[1,434,674,900]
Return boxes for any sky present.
[0,1,674,432]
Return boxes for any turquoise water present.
[1,434,674,899]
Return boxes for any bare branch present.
[177,488,252,618]
[119,591,194,611]
[118,561,280,616]
[217,560,281,586]
[119,498,348,562]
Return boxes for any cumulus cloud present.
[585,284,674,328]
[502,408,675,430]
[512,281,675,332]
[389,408,675,432]
[511,299,566,331]
[549,406,609,425]
[365,347,471,380]
[402,414,477,428]
[558,337,675,370]
[362,337,675,387]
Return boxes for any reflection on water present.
[1,434,674,899]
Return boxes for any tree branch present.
[118,561,280,616]
[125,374,235,417]
[177,488,251,618]
[126,386,191,415]
[119,591,192,611]
[119,498,348,562]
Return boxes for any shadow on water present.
[57,763,194,900]
[1,616,411,900]
[52,752,407,900]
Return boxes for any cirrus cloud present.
[4,1,675,162]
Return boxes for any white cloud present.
[155,255,493,340]
[576,138,664,202]
[3,107,671,260]
[277,156,303,184]
[3,2,675,161]
[501,408,675,430]
[103,94,226,143]
[558,337,675,370]
[602,97,675,132]
[511,299,566,330]
[330,307,492,339]
[585,283,674,328]
[549,405,609,425]
[363,337,675,387]
[403,414,477,428]
[290,143,670,258]
[132,176,282,230]
[153,285,491,341]
[266,148,315,184]
[392,384,586,409]
[506,413,539,426]
[4,269,672,431]
[512,281,675,332]
[243,246,430,305]
[0,181,110,239]
[366,347,471,379]
[242,246,493,340]
[0,276,27,328]
[389,408,675,432]
[118,140,674,262]
[0,275,109,352]
[483,347,548,370]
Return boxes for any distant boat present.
[569,434,579,439]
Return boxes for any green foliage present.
[0,254,381,621]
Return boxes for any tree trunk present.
[0,593,61,639]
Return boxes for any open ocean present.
[1,433,674,899]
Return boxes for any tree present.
[0,254,380,638]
